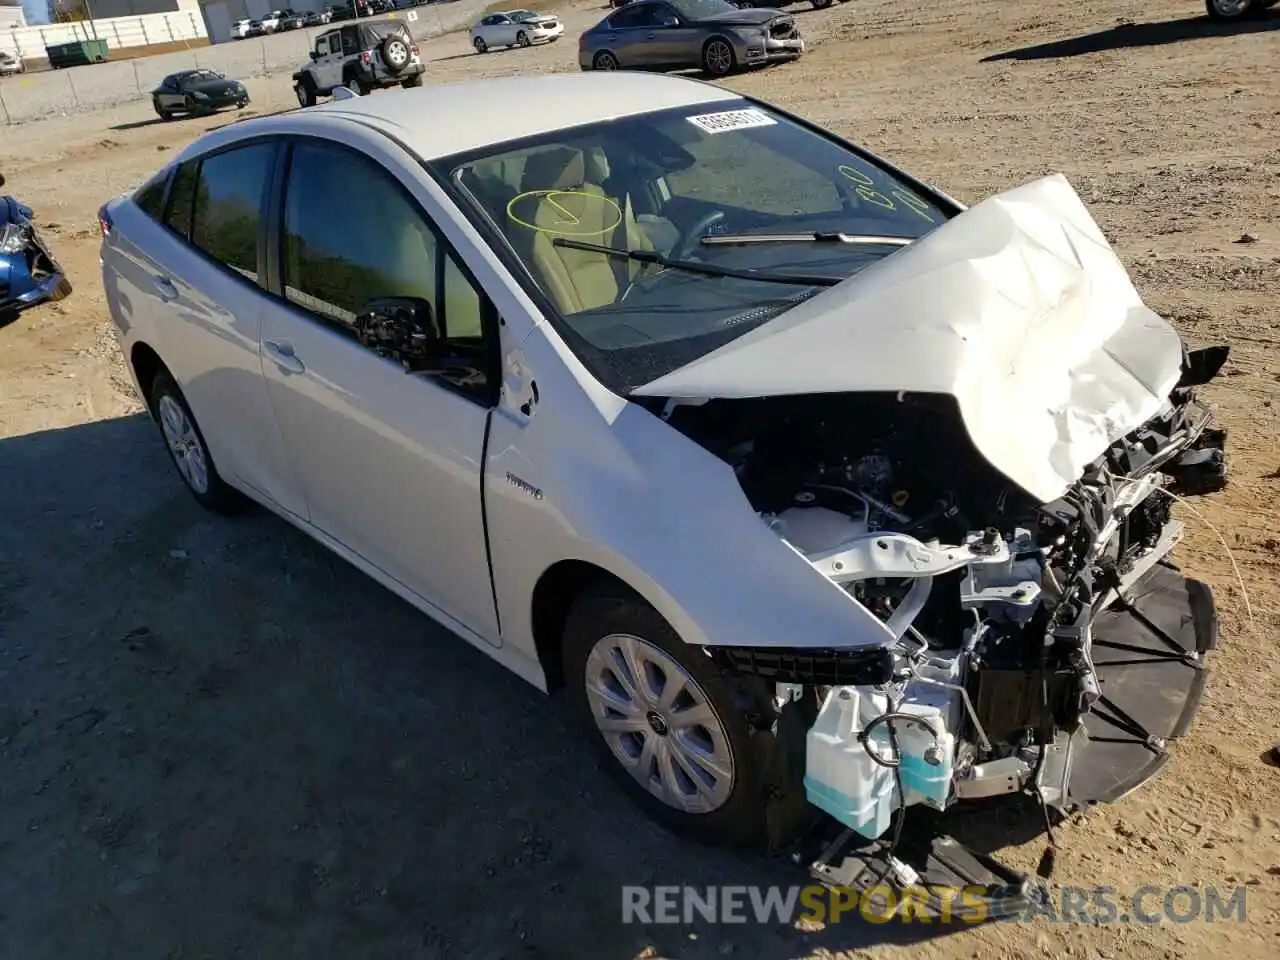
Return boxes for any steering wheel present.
[673,209,727,260]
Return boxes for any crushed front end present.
[660,345,1229,914]
[0,194,73,322]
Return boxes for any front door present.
[258,136,500,643]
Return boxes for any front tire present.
[1205,0,1264,18]
[149,371,246,515]
[702,38,736,77]
[474,36,488,53]
[153,96,170,120]
[563,583,768,847]
[517,30,530,47]
[295,80,316,107]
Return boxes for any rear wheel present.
[562,583,768,847]
[702,38,736,77]
[592,50,619,71]
[149,371,247,515]
[401,72,423,89]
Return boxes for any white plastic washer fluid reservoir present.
[803,687,897,839]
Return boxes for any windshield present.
[669,0,739,19]
[183,70,224,85]
[437,100,950,393]
[510,9,537,19]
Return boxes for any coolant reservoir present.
[804,687,896,839]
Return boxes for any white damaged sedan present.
[99,73,1229,897]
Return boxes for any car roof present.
[306,73,740,160]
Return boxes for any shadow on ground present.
[0,413,1039,957]
[982,11,1279,61]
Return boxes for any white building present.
[0,0,28,31]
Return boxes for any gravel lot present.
[1,1,1278,958]
[0,0,491,124]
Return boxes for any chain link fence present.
[0,2,490,125]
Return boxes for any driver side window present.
[279,140,493,400]
[314,35,330,56]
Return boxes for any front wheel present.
[474,36,487,53]
[295,81,316,107]
[150,371,247,515]
[592,50,619,71]
[152,96,170,120]
[517,30,530,47]
[562,583,769,847]
[1205,0,1264,18]
[702,38,736,77]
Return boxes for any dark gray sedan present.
[151,70,250,121]
[579,0,804,77]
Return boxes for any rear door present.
[115,141,307,518]
[604,4,662,66]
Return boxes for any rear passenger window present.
[164,160,198,239]
[133,169,170,222]
[190,142,275,281]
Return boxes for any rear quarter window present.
[132,168,171,222]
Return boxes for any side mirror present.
[309,50,319,59]
[353,296,442,373]
[660,15,679,26]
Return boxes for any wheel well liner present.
[129,342,169,418]
[530,560,635,692]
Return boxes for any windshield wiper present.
[699,232,916,247]
[551,237,842,287]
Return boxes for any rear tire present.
[562,583,769,848]
[592,50,619,70]
[401,73,423,89]
[149,371,247,515]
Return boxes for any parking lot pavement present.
[1,1,1278,957]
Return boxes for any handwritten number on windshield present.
[836,165,935,223]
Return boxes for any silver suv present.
[292,19,425,106]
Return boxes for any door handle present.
[263,339,306,375]
[153,275,178,301]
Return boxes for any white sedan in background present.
[471,9,564,53]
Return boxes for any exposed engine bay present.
[652,344,1229,857]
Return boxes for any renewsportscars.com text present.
[621,884,1248,926]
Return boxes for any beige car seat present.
[515,146,655,314]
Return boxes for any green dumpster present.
[45,39,110,69]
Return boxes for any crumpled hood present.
[633,174,1186,504]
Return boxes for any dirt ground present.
[1,0,1277,957]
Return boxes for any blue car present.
[0,179,72,324]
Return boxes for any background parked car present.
[229,18,254,40]
[152,69,250,120]
[472,10,565,53]
[579,0,804,77]
[1205,0,1278,18]
[0,51,24,76]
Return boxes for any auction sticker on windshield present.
[687,108,778,134]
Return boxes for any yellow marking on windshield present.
[507,190,623,237]
[837,165,936,222]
